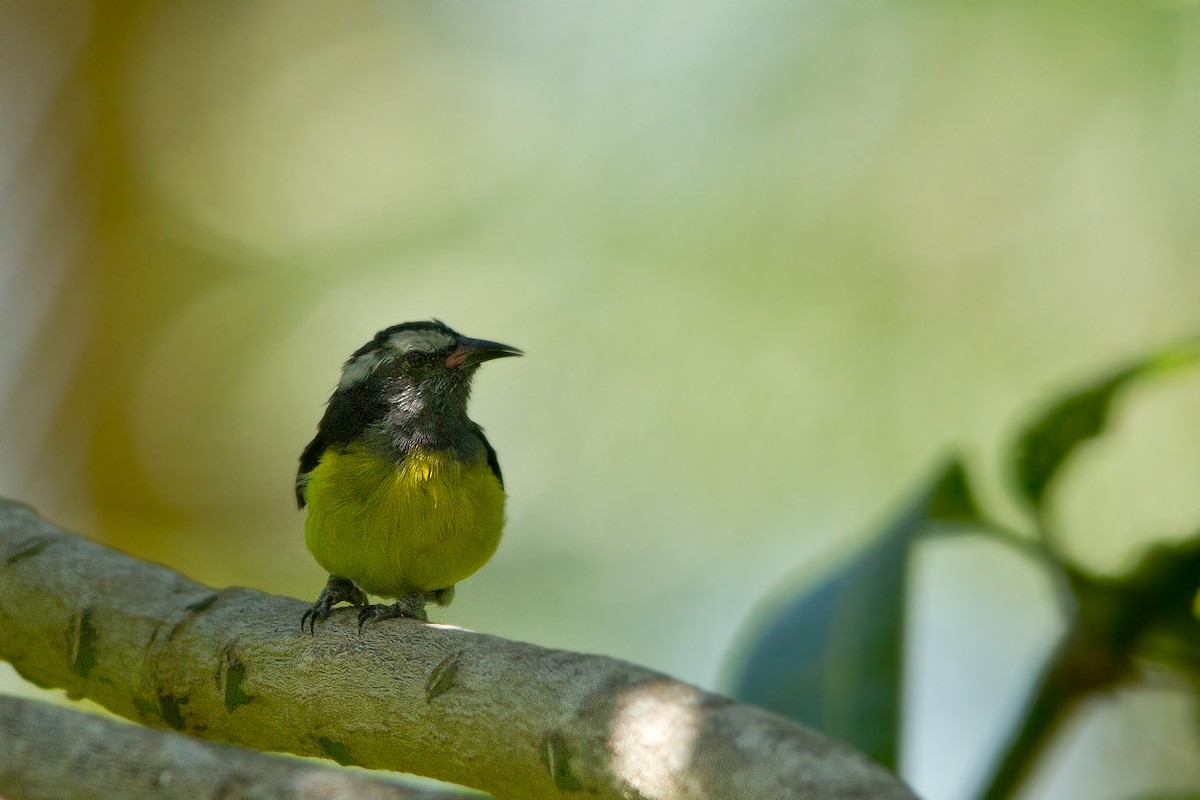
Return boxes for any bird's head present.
[338,320,522,416]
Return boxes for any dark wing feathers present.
[295,384,384,508]
[469,421,504,488]
[295,433,325,508]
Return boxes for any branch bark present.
[0,498,917,800]
[0,693,466,800]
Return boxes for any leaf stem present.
[975,624,1101,800]
[971,520,1054,564]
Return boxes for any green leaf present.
[1130,534,1200,693]
[1012,339,1200,513]
[726,459,980,769]
[925,459,982,523]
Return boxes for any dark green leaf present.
[1012,339,1200,513]
[1129,534,1200,687]
[925,460,981,523]
[1012,371,1128,512]
[727,459,980,769]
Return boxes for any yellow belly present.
[303,445,505,598]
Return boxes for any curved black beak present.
[446,337,524,368]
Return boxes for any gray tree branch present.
[0,693,466,800]
[0,498,917,800]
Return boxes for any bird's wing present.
[469,421,504,488]
[295,435,324,509]
[296,384,382,508]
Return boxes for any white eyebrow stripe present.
[387,330,455,353]
[338,351,383,388]
[337,328,456,388]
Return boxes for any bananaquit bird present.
[297,320,521,632]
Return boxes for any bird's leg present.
[357,592,429,630]
[302,576,368,634]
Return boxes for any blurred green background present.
[2,2,1199,798]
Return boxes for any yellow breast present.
[303,445,506,598]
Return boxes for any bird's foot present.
[357,592,429,631]
[302,576,368,634]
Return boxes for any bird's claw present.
[357,593,429,632]
[301,576,368,634]
[300,605,321,635]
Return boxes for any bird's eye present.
[406,350,434,366]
